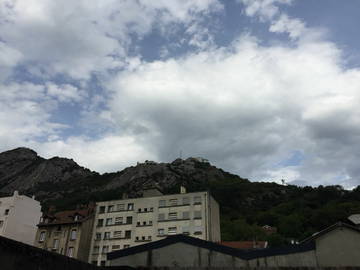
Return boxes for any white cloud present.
[105,35,360,188]
[269,14,306,39]
[0,0,222,79]
[32,135,156,173]
[46,83,86,103]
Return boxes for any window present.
[56,226,61,231]
[113,231,122,238]
[183,197,190,205]
[143,221,146,226]
[182,226,190,234]
[169,199,178,206]
[137,221,140,226]
[144,208,147,212]
[74,215,80,221]
[142,236,145,240]
[126,216,133,224]
[158,228,164,235]
[125,230,131,239]
[138,208,142,212]
[97,219,104,227]
[52,239,59,250]
[4,209,9,215]
[135,236,139,241]
[159,200,166,207]
[115,217,123,225]
[194,211,202,219]
[99,206,105,214]
[102,245,109,254]
[0,220,3,228]
[127,203,134,210]
[149,220,153,225]
[117,204,125,211]
[104,232,111,240]
[123,245,130,249]
[169,212,177,220]
[194,226,203,234]
[70,229,77,240]
[148,236,152,240]
[182,211,190,219]
[158,213,165,221]
[112,245,120,250]
[194,196,202,204]
[39,231,46,242]
[93,246,100,254]
[150,207,154,211]
[95,233,101,240]
[106,218,112,226]
[67,247,74,257]
[108,205,114,212]
[168,227,177,235]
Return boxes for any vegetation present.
[41,166,360,248]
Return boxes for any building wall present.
[89,191,220,266]
[247,250,318,267]
[208,194,221,242]
[0,192,42,245]
[315,226,360,267]
[78,217,95,262]
[109,242,246,268]
[35,217,94,262]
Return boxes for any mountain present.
[0,148,246,206]
[1,147,360,246]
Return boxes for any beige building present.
[89,188,220,266]
[0,191,42,245]
[34,205,95,262]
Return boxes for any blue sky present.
[1,0,360,188]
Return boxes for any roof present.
[220,241,268,250]
[107,234,315,261]
[348,214,360,225]
[38,208,93,227]
[300,221,360,244]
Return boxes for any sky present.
[1,0,360,189]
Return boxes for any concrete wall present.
[0,192,42,245]
[208,194,221,242]
[248,250,318,267]
[78,217,95,262]
[110,242,246,268]
[315,226,360,267]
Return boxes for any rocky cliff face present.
[0,148,95,195]
[0,148,245,205]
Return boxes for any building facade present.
[0,191,42,245]
[89,189,220,266]
[34,205,95,262]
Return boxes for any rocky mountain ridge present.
[0,147,245,205]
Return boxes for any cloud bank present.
[0,0,359,188]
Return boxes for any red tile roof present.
[38,207,94,226]
[220,241,268,250]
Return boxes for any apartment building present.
[89,188,220,266]
[0,191,42,245]
[34,205,95,262]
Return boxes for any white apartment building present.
[0,191,42,245]
[89,188,220,266]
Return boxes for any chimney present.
[180,186,186,194]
